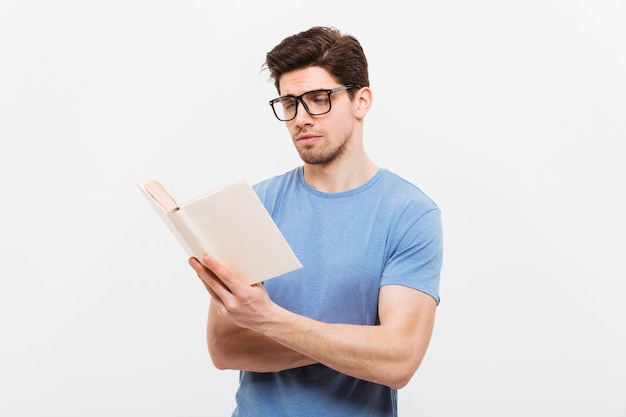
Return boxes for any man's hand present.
[188,255,436,389]
[188,256,317,372]
[189,255,278,330]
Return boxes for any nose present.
[293,99,314,126]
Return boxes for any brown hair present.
[264,26,370,97]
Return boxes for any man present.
[189,26,443,417]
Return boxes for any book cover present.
[138,179,302,284]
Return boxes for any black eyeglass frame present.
[269,84,360,122]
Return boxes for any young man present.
[189,26,443,417]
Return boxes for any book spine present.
[162,211,206,261]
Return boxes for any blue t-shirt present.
[232,167,442,417]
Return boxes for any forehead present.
[278,67,338,96]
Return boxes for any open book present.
[138,179,302,284]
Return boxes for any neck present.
[303,154,379,193]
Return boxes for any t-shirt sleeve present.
[380,207,443,304]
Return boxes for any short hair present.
[264,26,370,97]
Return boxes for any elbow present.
[209,351,229,371]
[207,336,232,370]
[210,357,230,371]
[387,369,416,390]
[385,352,424,389]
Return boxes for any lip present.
[296,134,320,145]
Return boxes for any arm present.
[190,258,317,372]
[264,284,436,389]
[206,300,317,371]
[190,256,436,389]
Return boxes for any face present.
[277,67,358,165]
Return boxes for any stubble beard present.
[294,131,351,165]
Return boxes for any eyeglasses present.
[269,84,359,122]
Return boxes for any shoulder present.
[375,169,440,220]
[253,167,300,196]
[376,170,442,268]
[252,167,301,214]
[376,171,443,303]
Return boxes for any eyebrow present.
[279,88,328,97]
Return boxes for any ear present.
[354,87,373,120]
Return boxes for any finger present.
[189,256,209,273]
[201,255,247,294]
[189,257,230,295]
[198,274,212,293]
[189,257,221,282]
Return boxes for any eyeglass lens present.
[273,90,331,121]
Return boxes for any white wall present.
[1,1,624,416]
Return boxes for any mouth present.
[296,133,320,146]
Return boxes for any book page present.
[143,180,179,213]
[139,178,302,284]
[177,179,302,284]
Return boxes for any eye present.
[281,98,296,110]
[305,91,330,107]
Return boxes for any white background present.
[1,1,625,416]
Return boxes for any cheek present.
[328,113,353,137]
[286,123,299,140]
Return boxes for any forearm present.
[257,304,432,389]
[207,303,316,372]
[192,256,435,386]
